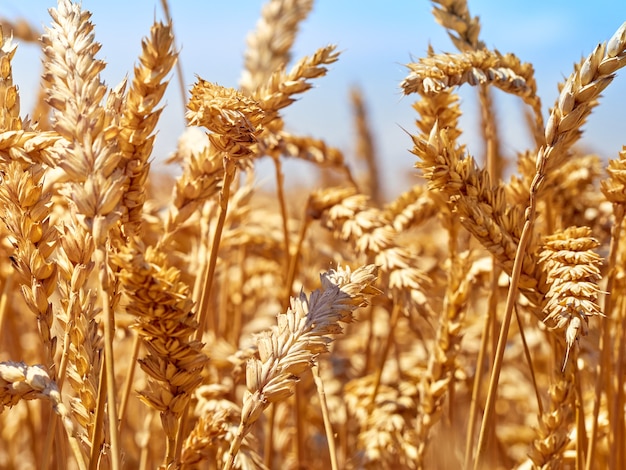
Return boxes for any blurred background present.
[1,0,625,199]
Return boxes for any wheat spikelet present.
[240,0,313,95]
[181,390,265,470]
[0,361,85,468]
[187,81,265,162]
[0,27,21,131]
[0,130,61,167]
[254,44,339,125]
[402,49,538,110]
[55,222,101,437]
[430,0,484,52]
[159,134,223,247]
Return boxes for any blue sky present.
[1,1,625,198]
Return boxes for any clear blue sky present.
[1,1,625,198]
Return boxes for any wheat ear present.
[42,1,128,466]
[0,162,58,369]
[118,20,177,239]
[350,87,381,204]
[240,0,313,94]
[538,226,603,371]
[114,239,208,467]
[223,264,378,469]
[0,361,86,470]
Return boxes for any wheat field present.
[0,0,625,469]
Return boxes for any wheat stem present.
[474,172,539,469]
[586,204,623,469]
[313,364,339,470]
[272,155,291,279]
[196,157,236,336]
[463,297,492,469]
[370,303,401,406]
[174,158,236,461]
[119,333,141,422]
[93,246,121,470]
[515,304,543,415]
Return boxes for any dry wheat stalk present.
[240,0,313,95]
[224,264,378,469]
[475,21,626,467]
[409,125,542,305]
[415,250,481,468]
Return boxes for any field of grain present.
[0,0,625,469]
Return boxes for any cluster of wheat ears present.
[0,0,625,469]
